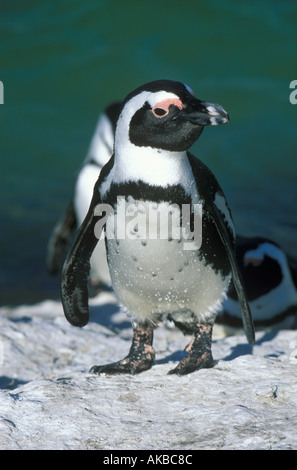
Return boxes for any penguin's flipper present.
[61,187,103,327]
[206,203,255,345]
[46,202,77,275]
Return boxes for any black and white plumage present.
[46,102,121,286]
[61,79,255,375]
[217,236,297,332]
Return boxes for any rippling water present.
[0,0,296,305]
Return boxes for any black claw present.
[89,365,102,374]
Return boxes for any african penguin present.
[46,102,121,288]
[61,79,255,376]
[216,235,297,334]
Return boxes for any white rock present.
[0,294,297,450]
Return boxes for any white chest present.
[105,197,230,324]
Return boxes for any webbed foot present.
[90,324,155,375]
[168,323,213,376]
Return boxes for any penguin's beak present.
[180,98,229,126]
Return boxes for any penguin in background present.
[61,79,255,376]
[215,235,297,335]
[46,101,121,288]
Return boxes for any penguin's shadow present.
[157,331,282,366]
[0,376,27,390]
[156,350,187,365]
[220,330,280,362]
[221,342,253,362]
[89,302,131,332]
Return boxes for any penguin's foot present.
[168,323,213,376]
[90,324,155,375]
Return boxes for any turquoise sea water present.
[0,0,297,305]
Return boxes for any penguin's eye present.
[152,107,169,118]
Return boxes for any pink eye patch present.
[152,98,184,118]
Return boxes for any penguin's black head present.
[118,80,229,152]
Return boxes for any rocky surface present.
[0,292,297,450]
